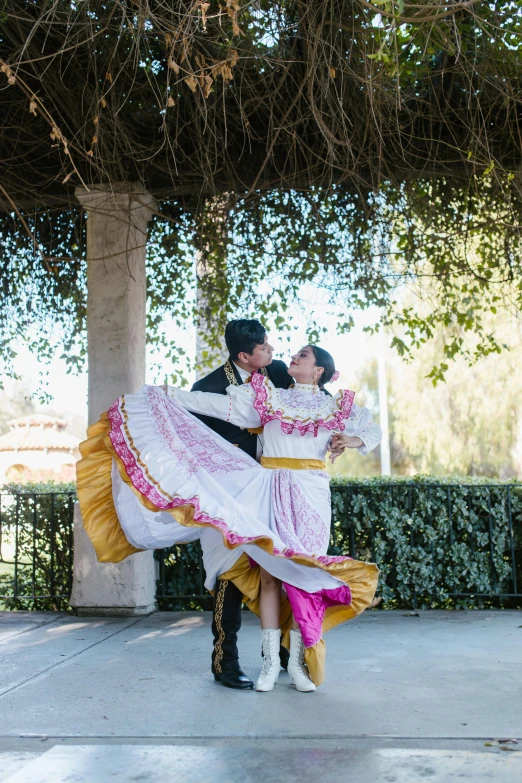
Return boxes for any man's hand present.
[329,432,363,463]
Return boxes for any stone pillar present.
[77,183,156,424]
[70,183,157,616]
[70,504,157,616]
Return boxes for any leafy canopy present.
[1,2,522,383]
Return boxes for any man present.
[192,319,293,690]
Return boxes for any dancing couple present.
[77,319,381,692]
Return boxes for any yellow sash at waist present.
[260,457,326,471]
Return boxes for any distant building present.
[0,415,81,484]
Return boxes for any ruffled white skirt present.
[77,385,379,685]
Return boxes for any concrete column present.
[70,504,158,616]
[77,183,156,424]
[70,183,157,616]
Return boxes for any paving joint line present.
[0,615,147,699]
[5,735,522,741]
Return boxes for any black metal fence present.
[0,490,75,610]
[328,482,522,609]
[156,481,522,610]
[1,483,521,611]
[155,543,212,611]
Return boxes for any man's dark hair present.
[225,319,266,359]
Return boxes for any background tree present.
[329,306,522,478]
[0,383,36,434]
[386,311,522,477]
[194,195,233,376]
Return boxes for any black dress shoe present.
[212,666,254,690]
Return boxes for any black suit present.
[191,358,293,677]
[191,359,293,459]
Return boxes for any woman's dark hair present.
[225,319,267,359]
[308,345,336,387]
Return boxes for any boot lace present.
[291,633,307,674]
[298,639,305,667]
[261,641,273,674]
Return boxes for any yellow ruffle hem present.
[76,413,379,686]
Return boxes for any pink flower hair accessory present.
[330,370,340,383]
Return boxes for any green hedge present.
[0,482,76,610]
[329,476,522,609]
[2,477,521,611]
[157,476,522,610]
[155,544,211,611]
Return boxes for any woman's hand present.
[329,433,364,463]
[159,384,174,398]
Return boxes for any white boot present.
[255,629,281,692]
[287,629,316,692]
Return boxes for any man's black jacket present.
[191,359,293,460]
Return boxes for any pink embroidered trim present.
[107,397,351,570]
[250,372,355,437]
[148,388,253,477]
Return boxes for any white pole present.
[377,329,391,475]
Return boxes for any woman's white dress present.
[77,372,381,685]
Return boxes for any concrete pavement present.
[0,609,521,780]
[4,746,522,783]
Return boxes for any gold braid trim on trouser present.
[213,578,228,674]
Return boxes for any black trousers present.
[211,577,290,672]
[211,578,243,673]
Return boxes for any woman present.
[76,346,381,692]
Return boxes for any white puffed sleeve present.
[344,403,382,455]
[164,384,261,429]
